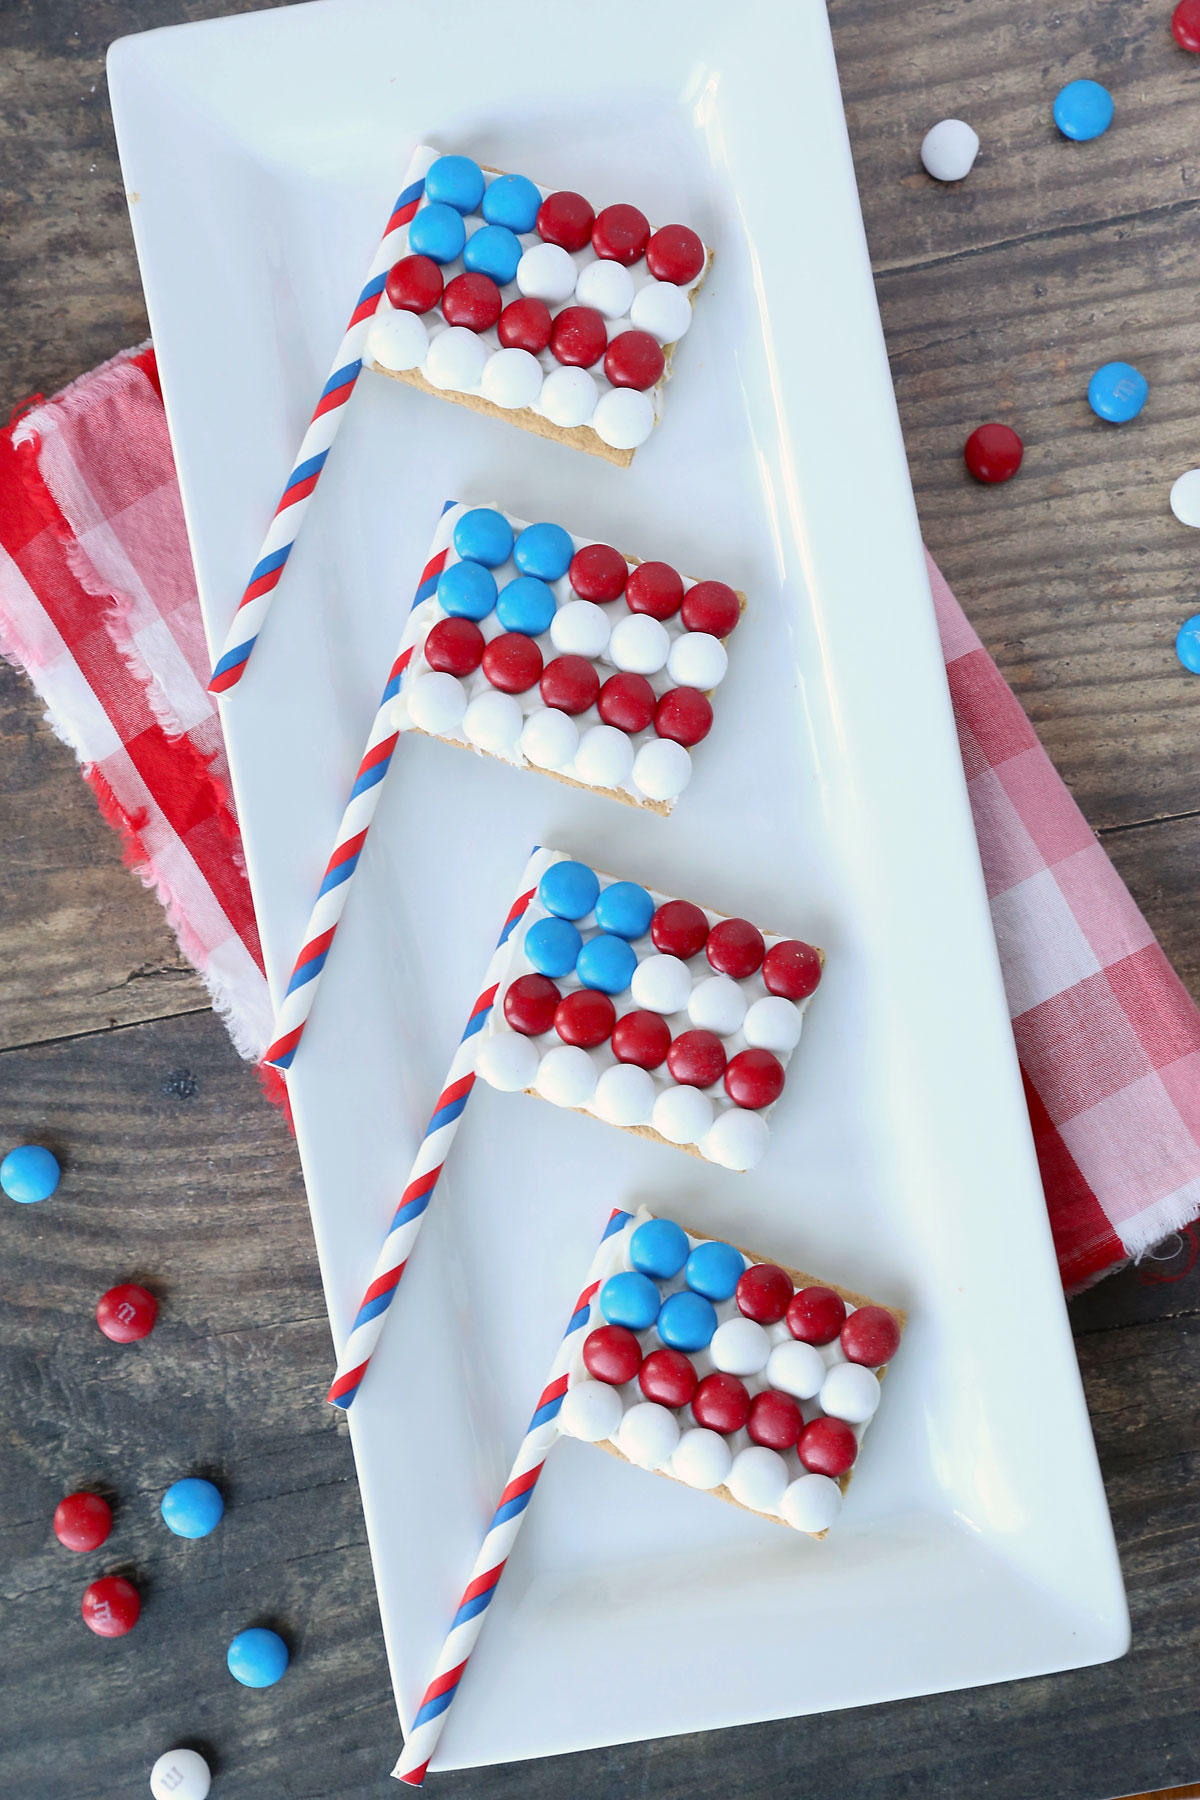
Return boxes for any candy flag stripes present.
[325,849,554,1409]
[393,1206,632,1785]
[208,167,431,693]
[263,503,457,1070]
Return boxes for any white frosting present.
[365,145,710,454]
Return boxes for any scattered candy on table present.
[227,1626,290,1688]
[1,1142,60,1203]
[96,1283,158,1343]
[1174,0,1200,51]
[149,1747,212,1800]
[53,1491,113,1552]
[161,1477,224,1539]
[82,1575,141,1637]
[920,118,980,181]
[1169,468,1200,527]
[1175,616,1200,674]
[1087,361,1148,422]
[1053,78,1114,141]
[963,422,1023,483]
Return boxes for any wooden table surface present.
[1,3,1198,1796]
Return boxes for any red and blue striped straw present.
[392,1206,632,1786]
[326,848,553,1409]
[208,168,428,694]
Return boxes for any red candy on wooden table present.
[692,1371,751,1434]
[550,305,609,368]
[706,917,765,978]
[481,632,542,694]
[497,296,553,354]
[424,616,485,677]
[736,1262,793,1325]
[639,1347,699,1408]
[786,1284,847,1346]
[537,190,595,252]
[667,1029,727,1088]
[583,1323,643,1385]
[651,899,709,960]
[504,973,561,1036]
[724,1047,785,1110]
[53,1492,112,1553]
[762,938,822,1000]
[840,1305,901,1368]
[82,1575,141,1637]
[625,561,683,620]
[798,1416,858,1478]
[598,671,658,733]
[569,542,627,602]
[963,422,1023,484]
[591,203,650,265]
[654,687,713,747]
[646,223,706,285]
[1173,0,1200,51]
[681,580,740,637]
[385,254,443,314]
[747,1389,803,1451]
[604,330,666,392]
[554,989,616,1049]
[96,1283,157,1343]
[440,271,503,332]
[611,1009,672,1069]
[540,655,600,714]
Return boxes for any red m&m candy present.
[681,580,740,637]
[97,1283,157,1343]
[646,224,705,285]
[611,1009,671,1069]
[53,1492,112,1553]
[692,1371,750,1434]
[424,616,484,676]
[667,1029,726,1088]
[504,973,560,1036]
[82,1575,140,1638]
[798,1416,858,1478]
[583,1323,642,1384]
[598,671,657,733]
[540,655,600,714]
[840,1306,901,1368]
[963,422,1023,484]
[736,1263,793,1325]
[604,330,665,392]
[569,542,627,602]
[651,899,709,960]
[724,1048,785,1110]
[625,561,683,620]
[554,989,616,1049]
[537,190,595,252]
[550,306,608,368]
[481,632,542,695]
[786,1284,846,1346]
[639,1347,698,1408]
[385,254,443,314]
[706,918,765,978]
[1174,0,1200,51]
[762,939,822,1000]
[441,271,503,333]
[747,1390,803,1451]
[497,296,553,354]
[655,687,712,747]
[592,203,650,265]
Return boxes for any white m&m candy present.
[407,671,467,734]
[766,1338,825,1400]
[728,1445,789,1514]
[631,952,692,1015]
[521,708,578,771]
[672,1427,733,1490]
[536,1045,598,1109]
[575,258,634,319]
[593,1063,655,1127]
[920,118,980,183]
[367,308,428,372]
[653,1085,713,1146]
[481,347,543,411]
[668,631,727,688]
[617,1401,680,1469]
[630,279,693,344]
[517,242,578,304]
[688,975,746,1036]
[781,1473,843,1534]
[710,1316,771,1377]
[540,366,599,428]
[150,1749,211,1800]
[702,1107,770,1171]
[819,1361,881,1424]
[575,724,635,790]
[463,690,523,755]
[551,600,610,659]
[610,613,670,675]
[632,738,692,803]
[593,387,655,451]
[560,1378,623,1442]
[742,995,803,1054]
[476,1033,539,1093]
[425,326,488,392]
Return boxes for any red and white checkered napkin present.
[0,345,1195,1288]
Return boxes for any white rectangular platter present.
[108,0,1128,1774]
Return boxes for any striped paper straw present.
[208,166,429,694]
[263,502,461,1070]
[393,1206,632,1786]
[326,847,554,1409]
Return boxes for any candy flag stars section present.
[473,849,823,1169]
[394,501,744,814]
[366,147,711,467]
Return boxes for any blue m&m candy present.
[657,1289,718,1352]
[408,202,467,265]
[437,560,496,620]
[539,860,599,920]
[423,154,485,214]
[601,1270,661,1330]
[685,1239,745,1302]
[1176,615,1200,674]
[594,881,654,940]
[1087,362,1147,423]
[576,934,638,995]
[463,224,523,286]
[227,1627,289,1688]
[630,1218,690,1280]
[161,1477,224,1539]
[482,173,541,234]
[454,508,514,568]
[514,522,574,582]
[1053,79,1113,142]
[524,916,582,977]
[497,576,556,636]
[1,1143,60,1204]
